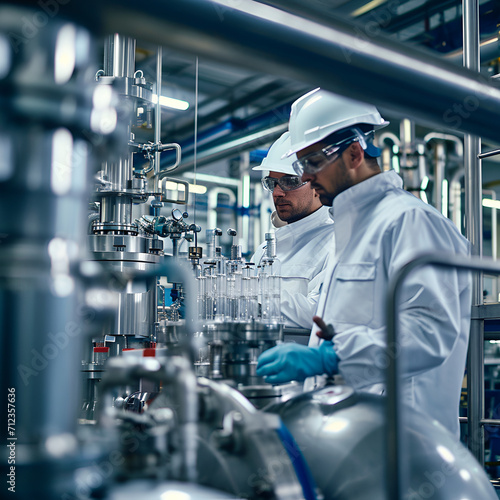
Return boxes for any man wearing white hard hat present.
[251,131,334,329]
[257,89,471,439]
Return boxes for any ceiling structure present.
[126,0,500,178]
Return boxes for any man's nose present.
[273,184,286,197]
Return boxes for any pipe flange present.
[92,222,139,236]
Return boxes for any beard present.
[275,203,303,223]
[316,159,353,206]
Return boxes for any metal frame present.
[463,0,485,467]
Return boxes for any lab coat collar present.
[329,170,403,219]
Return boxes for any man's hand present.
[256,342,338,384]
[313,316,335,341]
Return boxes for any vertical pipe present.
[104,34,136,78]
[434,142,445,214]
[493,202,497,261]
[241,153,251,255]
[155,46,162,181]
[463,0,484,465]
[483,189,498,301]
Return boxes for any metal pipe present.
[177,123,287,173]
[153,256,200,337]
[423,132,464,157]
[378,132,401,148]
[463,0,484,466]
[97,355,198,482]
[434,142,445,214]
[450,170,465,230]
[169,356,199,482]
[444,34,500,66]
[479,148,500,159]
[208,187,237,230]
[155,45,162,181]
[460,417,500,426]
[92,0,500,143]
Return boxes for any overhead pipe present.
[74,0,500,144]
[11,0,500,141]
[175,123,287,173]
[172,79,286,140]
[160,101,293,171]
[263,0,500,65]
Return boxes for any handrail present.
[386,252,500,500]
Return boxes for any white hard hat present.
[252,131,297,176]
[286,88,389,156]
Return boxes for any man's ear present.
[346,142,364,170]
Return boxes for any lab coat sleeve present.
[281,255,330,329]
[334,209,471,390]
[281,288,320,329]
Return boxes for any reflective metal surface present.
[0,5,120,499]
[107,480,238,500]
[267,385,497,500]
[149,376,308,500]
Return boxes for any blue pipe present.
[250,149,268,163]
[275,421,318,500]
[160,103,293,169]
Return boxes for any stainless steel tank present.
[266,385,497,500]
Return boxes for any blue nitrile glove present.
[256,341,338,384]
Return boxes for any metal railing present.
[386,253,500,500]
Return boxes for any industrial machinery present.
[0,3,498,500]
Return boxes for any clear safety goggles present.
[262,175,309,193]
[292,128,369,176]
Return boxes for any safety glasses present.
[262,175,308,193]
[292,128,368,176]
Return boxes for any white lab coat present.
[308,171,471,439]
[252,206,335,329]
